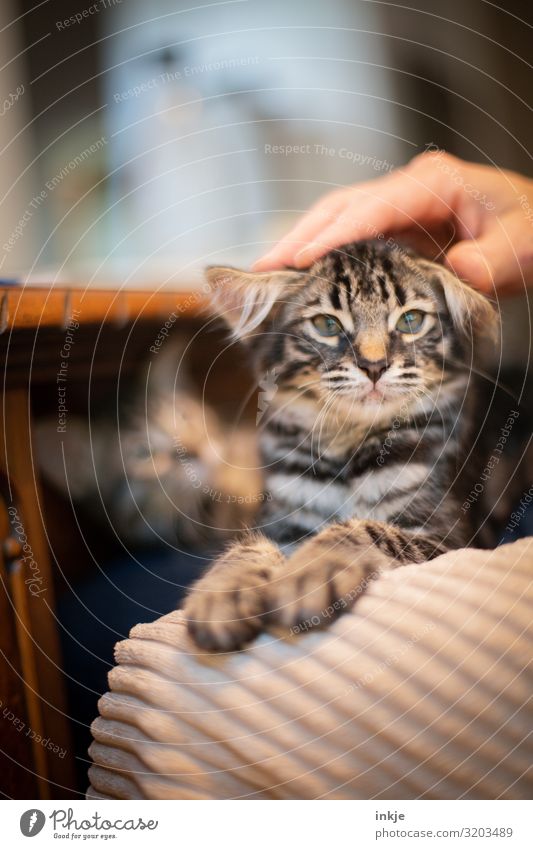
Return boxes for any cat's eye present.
[396,309,425,334]
[311,314,343,337]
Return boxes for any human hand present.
[253,151,533,296]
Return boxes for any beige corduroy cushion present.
[87,538,533,800]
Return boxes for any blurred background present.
[2,0,533,797]
[2,0,533,289]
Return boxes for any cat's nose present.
[358,358,388,385]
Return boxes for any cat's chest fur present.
[266,461,428,520]
[259,422,442,542]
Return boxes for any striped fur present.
[185,240,497,650]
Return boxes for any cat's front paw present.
[184,534,286,651]
[267,549,375,634]
[184,576,267,652]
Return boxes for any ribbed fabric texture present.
[88,538,533,799]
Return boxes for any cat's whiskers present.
[312,385,366,460]
[295,377,325,391]
[257,382,330,466]
[311,390,347,466]
[310,385,344,452]
[311,388,338,446]
[228,370,328,440]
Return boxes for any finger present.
[252,191,349,270]
[290,195,430,267]
[253,171,409,270]
[445,210,533,295]
[255,154,467,271]
[289,179,410,267]
[292,170,462,268]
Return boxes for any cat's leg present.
[267,520,445,631]
[184,532,285,650]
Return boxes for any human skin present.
[253,151,533,297]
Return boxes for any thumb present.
[445,212,530,295]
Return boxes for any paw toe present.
[184,590,263,651]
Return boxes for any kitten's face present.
[208,241,496,431]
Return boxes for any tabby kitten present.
[184,240,497,650]
[36,337,261,549]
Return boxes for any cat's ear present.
[422,261,499,340]
[205,266,304,340]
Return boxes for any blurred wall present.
[99,0,400,274]
[378,0,533,173]
[0,0,37,276]
[4,0,533,303]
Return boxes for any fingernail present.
[252,252,276,271]
[293,247,313,267]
